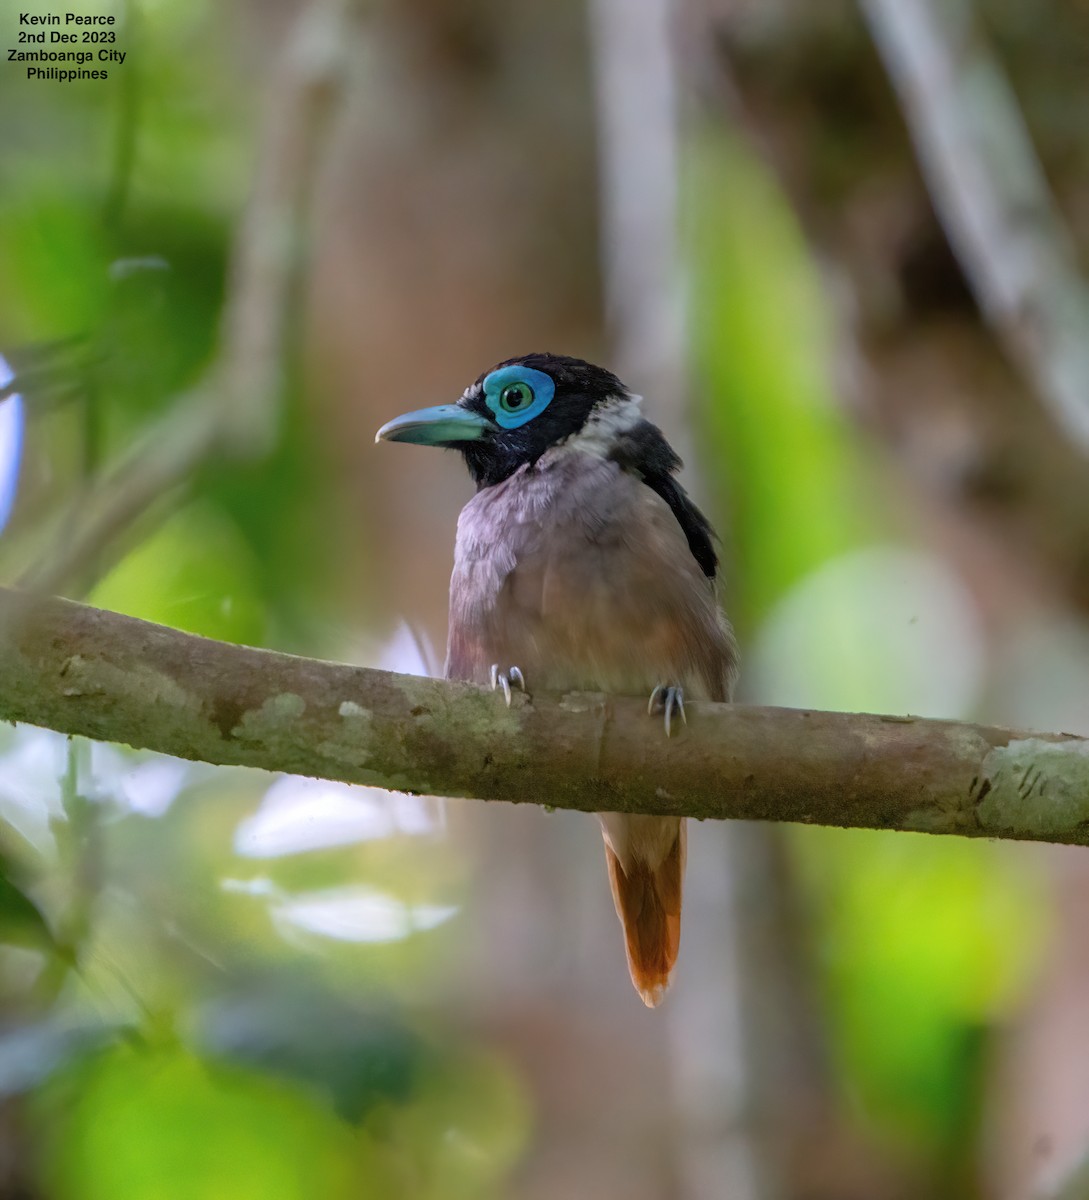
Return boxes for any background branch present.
[15,0,356,597]
[1043,1151,1089,1200]
[860,0,1089,453]
[591,3,840,1193]
[1,587,1086,844]
[589,3,770,1196]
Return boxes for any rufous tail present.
[602,818,686,1007]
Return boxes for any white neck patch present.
[557,392,643,458]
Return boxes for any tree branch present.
[1,587,1087,842]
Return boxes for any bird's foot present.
[490,664,526,707]
[648,684,686,737]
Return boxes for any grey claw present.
[665,687,686,737]
[490,663,525,707]
[649,684,686,737]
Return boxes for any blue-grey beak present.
[375,404,493,446]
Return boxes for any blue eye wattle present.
[482,365,555,429]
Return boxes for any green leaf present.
[38,1044,363,1200]
[0,863,54,952]
[89,502,267,643]
[684,126,882,628]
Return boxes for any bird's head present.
[375,353,638,488]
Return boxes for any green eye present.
[499,381,534,412]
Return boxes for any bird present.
[376,353,738,1006]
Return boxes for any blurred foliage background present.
[2,0,1089,1197]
